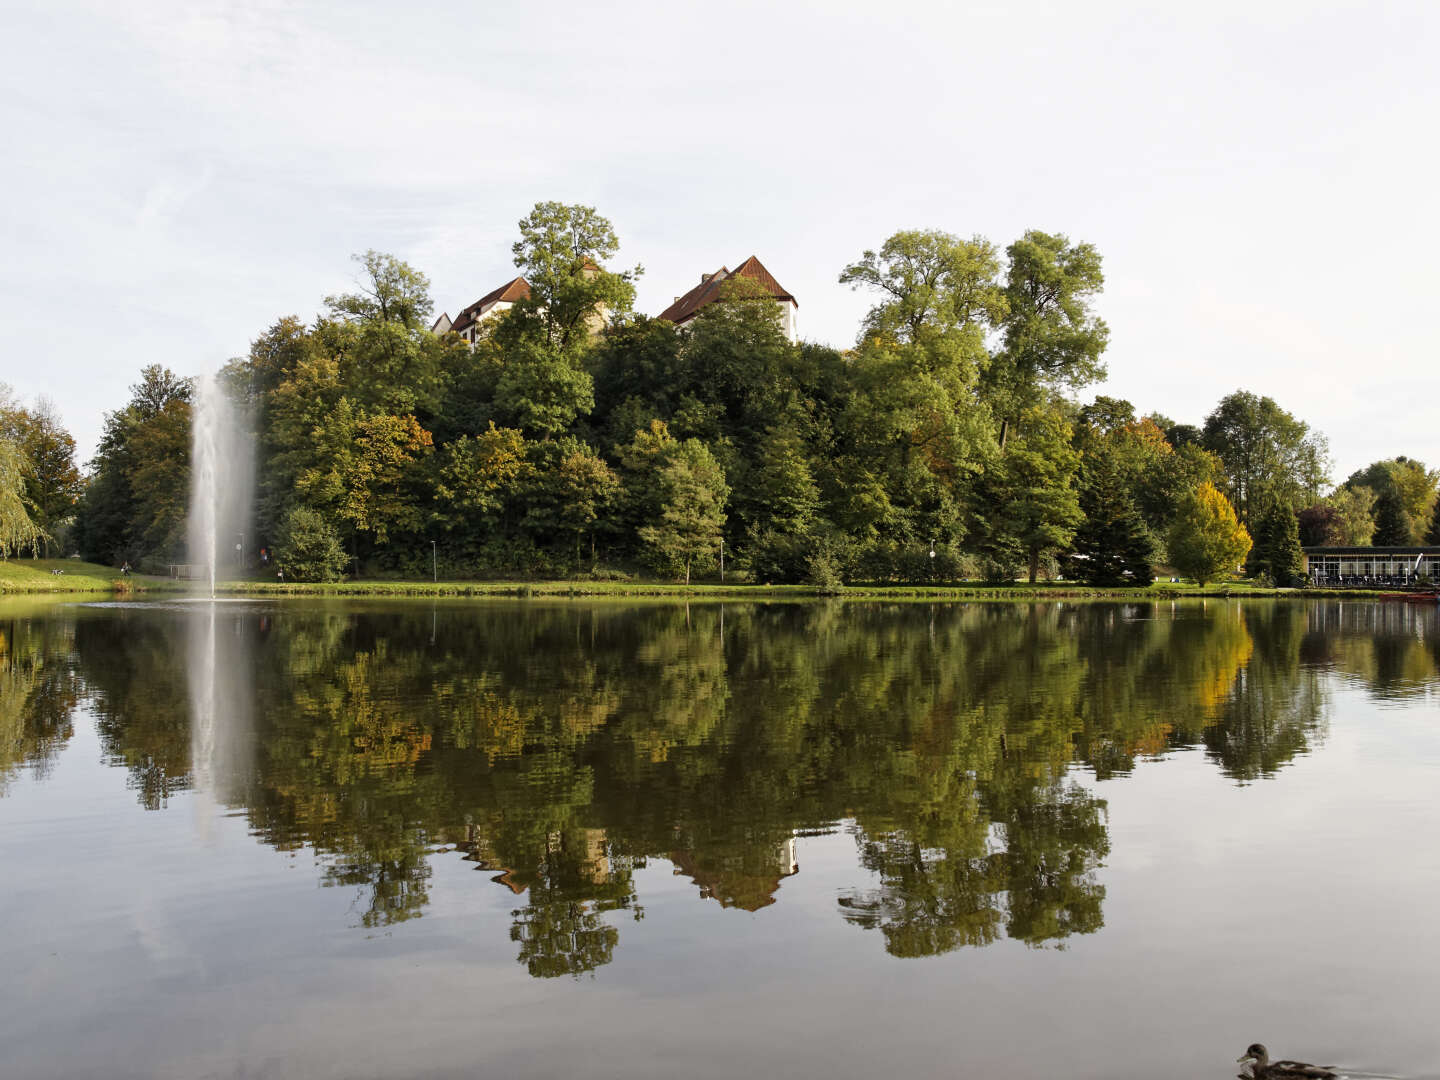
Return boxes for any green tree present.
[986,230,1109,443]
[1200,391,1329,527]
[0,438,43,558]
[1426,495,1440,546]
[638,440,728,583]
[505,201,639,355]
[1326,486,1376,546]
[969,406,1083,583]
[1343,457,1438,545]
[523,440,620,566]
[324,250,433,330]
[0,397,83,557]
[839,228,1005,364]
[340,413,434,545]
[1167,482,1252,586]
[1371,488,1409,546]
[1068,441,1154,586]
[434,423,531,532]
[1258,501,1304,586]
[74,365,192,565]
[746,424,824,584]
[494,340,594,438]
[274,505,348,582]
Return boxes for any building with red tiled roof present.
[432,276,531,342]
[657,255,797,342]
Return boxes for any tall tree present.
[638,440,728,584]
[986,231,1109,443]
[1371,488,1409,547]
[1068,440,1154,586]
[324,250,434,330]
[74,365,192,565]
[0,438,43,558]
[1343,457,1438,545]
[969,405,1083,583]
[1200,391,1329,527]
[0,397,82,557]
[505,201,640,356]
[1257,502,1304,586]
[839,229,1006,361]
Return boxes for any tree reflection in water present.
[6,598,1435,975]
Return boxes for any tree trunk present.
[1028,548,1040,584]
[684,558,691,586]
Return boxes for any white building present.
[658,255,798,343]
[431,276,531,343]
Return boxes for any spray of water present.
[187,373,255,596]
[186,372,256,829]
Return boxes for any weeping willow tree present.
[0,438,44,558]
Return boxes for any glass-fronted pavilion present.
[1304,547,1440,584]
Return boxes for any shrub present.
[275,507,348,582]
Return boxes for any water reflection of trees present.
[0,614,79,794]
[11,599,1437,974]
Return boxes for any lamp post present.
[237,532,245,571]
[431,541,437,583]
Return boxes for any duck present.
[1237,1043,1338,1079]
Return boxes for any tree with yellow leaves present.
[1167,482,1251,586]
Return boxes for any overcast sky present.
[3,0,1436,482]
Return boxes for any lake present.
[2,597,1438,1079]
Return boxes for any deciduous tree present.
[987,231,1109,442]
[1200,391,1329,527]
[638,440,728,584]
[1167,482,1251,586]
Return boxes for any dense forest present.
[5,201,1440,584]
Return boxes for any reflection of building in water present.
[670,835,798,911]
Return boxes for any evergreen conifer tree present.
[1425,497,1440,546]
[1260,501,1305,587]
[1069,446,1154,585]
[1371,489,1409,546]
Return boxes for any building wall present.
[1306,552,1440,578]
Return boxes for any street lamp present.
[237,532,245,571]
[431,541,437,583]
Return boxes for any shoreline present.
[0,577,1386,602]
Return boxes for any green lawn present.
[0,558,166,593]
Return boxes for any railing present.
[1308,573,1437,589]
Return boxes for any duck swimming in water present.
[1237,1043,1338,1079]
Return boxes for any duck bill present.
[1236,1055,1255,1064]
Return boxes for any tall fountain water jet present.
[188,372,255,596]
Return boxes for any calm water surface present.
[2,598,1439,1079]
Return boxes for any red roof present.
[657,256,796,325]
[451,276,531,333]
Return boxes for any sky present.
[2,0,1437,482]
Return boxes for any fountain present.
[185,371,257,828]
[188,372,255,596]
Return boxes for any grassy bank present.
[216,578,1342,600]
[0,560,1397,600]
[0,558,177,594]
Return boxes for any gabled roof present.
[451,276,531,333]
[431,312,451,333]
[657,255,796,325]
